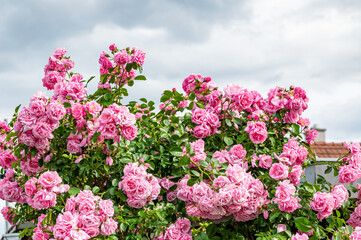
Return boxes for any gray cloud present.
[1,0,361,143]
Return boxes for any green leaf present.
[170,146,183,157]
[92,186,100,193]
[196,102,204,109]
[31,148,37,157]
[14,104,21,113]
[64,102,71,108]
[225,118,232,127]
[324,166,332,174]
[291,123,301,136]
[125,63,133,72]
[199,160,209,167]
[224,137,234,146]
[187,178,197,187]
[104,92,112,101]
[294,217,313,233]
[112,179,119,187]
[134,75,147,80]
[195,232,209,240]
[180,156,190,166]
[206,225,217,238]
[119,158,132,163]
[38,158,44,167]
[68,187,80,196]
[169,184,178,192]
[269,209,281,221]
[100,74,108,84]
[233,117,242,126]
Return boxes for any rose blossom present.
[38,171,62,191]
[339,165,361,183]
[245,121,268,144]
[291,233,309,240]
[269,163,289,180]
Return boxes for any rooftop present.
[311,142,349,159]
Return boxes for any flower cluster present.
[52,73,87,102]
[182,74,216,101]
[272,138,308,185]
[176,164,268,221]
[265,86,309,124]
[25,171,69,210]
[1,206,17,226]
[224,84,265,113]
[118,162,161,208]
[156,217,193,240]
[97,103,138,142]
[339,142,361,183]
[32,214,52,240]
[310,185,348,219]
[272,180,302,213]
[14,93,66,151]
[52,190,118,239]
[182,139,206,168]
[191,107,221,139]
[98,45,145,88]
[42,48,74,90]
[212,144,248,167]
[0,169,27,203]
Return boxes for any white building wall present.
[1,199,8,236]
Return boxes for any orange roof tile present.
[311,142,350,159]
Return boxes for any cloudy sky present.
[0,0,361,142]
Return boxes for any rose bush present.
[0,44,361,239]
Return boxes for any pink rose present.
[269,163,289,180]
[99,199,115,217]
[127,198,147,208]
[339,165,361,183]
[175,218,191,234]
[229,144,247,165]
[99,123,118,139]
[81,213,101,227]
[191,108,207,125]
[106,157,113,166]
[65,196,76,213]
[291,233,309,240]
[70,229,90,240]
[29,99,46,117]
[277,224,287,233]
[78,198,96,214]
[38,171,62,191]
[31,190,57,210]
[114,50,131,65]
[278,197,302,213]
[245,121,268,144]
[131,47,146,66]
[193,124,211,139]
[164,226,182,240]
[25,177,38,196]
[121,125,138,141]
[32,121,54,139]
[331,184,349,209]
[258,154,273,169]
[32,228,50,240]
[289,165,304,186]
[309,192,335,219]
[47,102,66,121]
